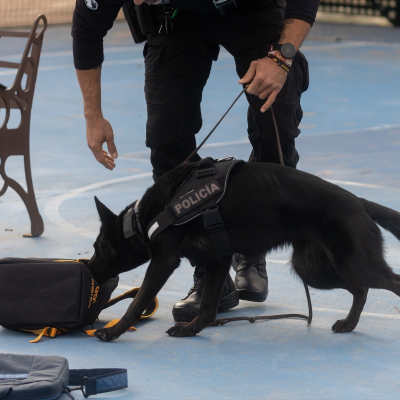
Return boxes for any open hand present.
[86,116,117,170]
[239,57,288,112]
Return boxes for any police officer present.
[73,0,320,322]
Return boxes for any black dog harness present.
[147,157,243,257]
[123,157,243,257]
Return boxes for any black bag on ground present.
[0,353,128,399]
[0,258,158,342]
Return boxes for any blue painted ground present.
[1,21,400,399]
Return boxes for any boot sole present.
[172,290,240,323]
[237,289,268,303]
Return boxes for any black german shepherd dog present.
[89,161,400,341]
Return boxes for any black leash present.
[185,87,247,163]
[211,281,312,327]
[185,87,313,326]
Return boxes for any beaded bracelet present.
[267,50,293,67]
[267,55,291,74]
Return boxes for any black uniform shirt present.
[72,0,320,70]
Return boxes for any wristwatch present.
[271,43,296,60]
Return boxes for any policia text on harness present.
[123,157,313,326]
[146,157,241,257]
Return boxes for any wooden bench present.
[0,15,47,237]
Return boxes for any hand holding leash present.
[239,57,288,113]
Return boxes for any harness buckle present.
[201,206,225,233]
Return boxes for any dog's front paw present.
[166,322,199,337]
[95,327,120,342]
[332,319,357,333]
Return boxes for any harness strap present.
[147,207,176,240]
[123,201,148,254]
[201,206,234,257]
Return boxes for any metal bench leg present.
[0,155,43,237]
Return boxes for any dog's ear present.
[94,196,117,225]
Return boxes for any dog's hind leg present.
[292,244,368,333]
[167,257,232,337]
[331,285,368,333]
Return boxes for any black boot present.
[233,253,268,302]
[172,265,239,323]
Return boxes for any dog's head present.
[88,197,150,284]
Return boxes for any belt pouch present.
[123,1,157,43]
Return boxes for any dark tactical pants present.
[144,3,309,180]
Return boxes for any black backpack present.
[0,258,158,342]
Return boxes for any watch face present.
[281,43,296,59]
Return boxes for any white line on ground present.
[43,133,400,235]
[118,126,400,163]
[116,285,400,321]
[203,124,400,141]
[3,39,400,62]
[4,39,400,77]
[119,139,250,160]
[0,58,146,76]
[303,124,400,138]
[304,40,400,51]
[264,302,400,321]
[311,306,400,320]
[43,172,152,236]
[301,41,369,51]
[1,46,143,61]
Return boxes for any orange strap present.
[22,260,152,342]
[25,327,68,343]
[24,321,136,343]
[85,319,137,337]
[105,287,159,319]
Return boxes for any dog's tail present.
[361,198,400,241]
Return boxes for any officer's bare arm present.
[76,67,117,171]
[279,18,311,50]
[239,18,311,112]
